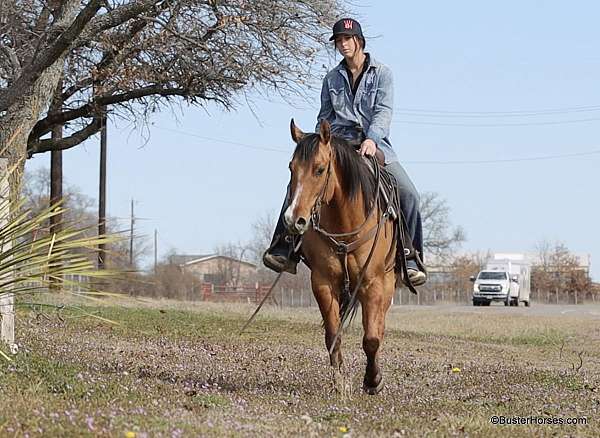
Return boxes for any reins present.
[310,155,394,355]
[241,144,420,336]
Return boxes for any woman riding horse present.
[264,17,427,286]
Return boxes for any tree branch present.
[73,0,160,48]
[0,0,102,112]
[30,85,200,145]
[28,116,103,155]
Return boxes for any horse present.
[284,118,399,395]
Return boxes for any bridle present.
[241,145,419,338]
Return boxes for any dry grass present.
[1,296,599,437]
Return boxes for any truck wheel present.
[504,300,509,306]
[484,301,491,306]
[514,299,519,307]
[472,299,480,306]
[524,301,530,307]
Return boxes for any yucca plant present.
[0,195,123,361]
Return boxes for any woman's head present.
[330,18,365,57]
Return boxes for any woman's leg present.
[262,185,298,274]
[384,161,423,260]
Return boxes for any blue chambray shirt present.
[315,54,398,164]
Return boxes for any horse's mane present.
[293,134,377,213]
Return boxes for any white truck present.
[470,253,531,307]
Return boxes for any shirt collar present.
[336,52,377,73]
[339,52,371,73]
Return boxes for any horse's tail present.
[338,286,360,329]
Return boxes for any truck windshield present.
[478,272,507,280]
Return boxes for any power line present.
[395,107,600,118]
[392,117,600,127]
[155,126,290,153]
[404,149,600,165]
[394,104,600,116]
[153,125,600,165]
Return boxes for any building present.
[170,254,257,286]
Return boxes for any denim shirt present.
[315,54,398,164]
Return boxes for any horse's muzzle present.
[284,214,311,235]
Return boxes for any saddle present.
[347,139,427,292]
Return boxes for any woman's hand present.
[358,139,377,156]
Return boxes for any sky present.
[27,1,600,279]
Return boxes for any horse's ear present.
[319,119,331,145]
[290,118,305,143]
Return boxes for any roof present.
[169,254,213,265]
[171,254,257,269]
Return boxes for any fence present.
[198,282,599,307]
[198,282,476,307]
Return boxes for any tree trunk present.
[0,1,78,349]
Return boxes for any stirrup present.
[263,251,297,274]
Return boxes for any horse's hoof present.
[363,377,384,395]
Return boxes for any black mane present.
[293,134,377,213]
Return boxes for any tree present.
[1,1,347,283]
[531,240,591,304]
[1,0,344,169]
[21,166,95,223]
[420,191,466,264]
[213,241,251,287]
[443,251,489,303]
[21,166,147,270]
[246,210,277,266]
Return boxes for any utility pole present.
[129,199,135,267]
[154,229,158,274]
[98,110,107,269]
[49,80,63,291]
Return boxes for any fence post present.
[0,157,16,353]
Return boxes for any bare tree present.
[420,191,466,264]
[1,0,345,170]
[532,240,591,304]
[213,241,251,287]
[246,210,277,265]
[21,166,94,221]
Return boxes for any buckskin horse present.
[284,119,415,395]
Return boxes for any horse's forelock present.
[293,133,321,162]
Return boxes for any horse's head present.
[284,119,335,235]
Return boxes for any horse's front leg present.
[312,274,345,392]
[361,274,394,395]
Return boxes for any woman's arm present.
[315,78,334,132]
[365,66,394,150]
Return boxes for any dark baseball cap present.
[329,18,364,41]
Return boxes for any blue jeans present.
[385,161,423,264]
[268,160,424,264]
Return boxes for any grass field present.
[1,297,599,437]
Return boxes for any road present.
[390,302,600,318]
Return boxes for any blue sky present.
[27,1,600,279]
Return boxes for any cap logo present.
[343,20,353,29]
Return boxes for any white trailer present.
[471,253,531,307]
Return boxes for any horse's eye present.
[316,166,325,176]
